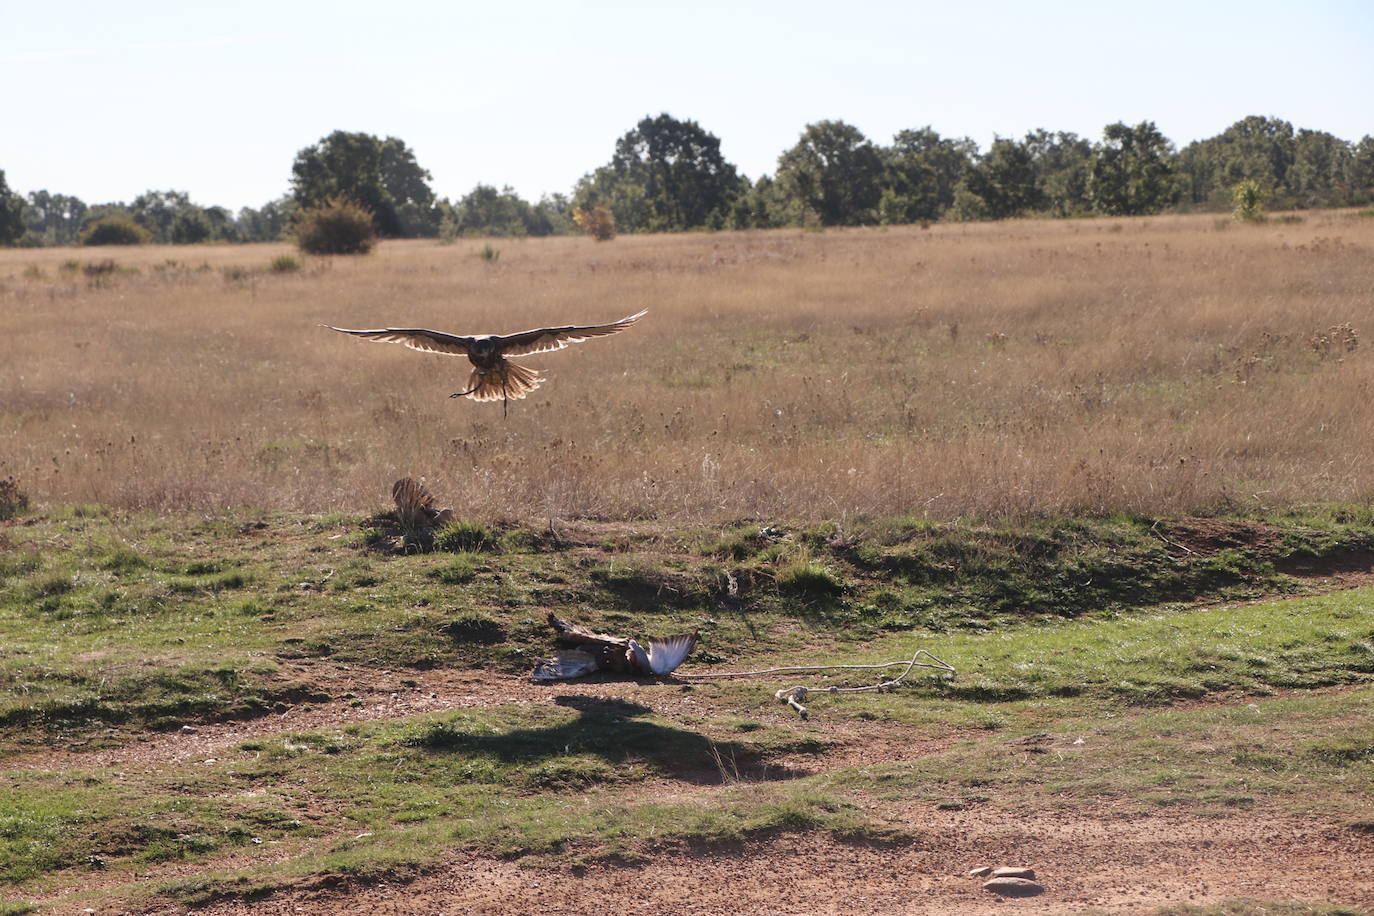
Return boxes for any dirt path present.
[22,683,1373,915]
[14,601,1374,915]
[146,810,1373,915]
[5,666,554,772]
[5,662,949,776]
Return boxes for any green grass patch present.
[429,553,480,584]
[2,507,1374,907]
[834,686,1373,819]
[433,520,496,553]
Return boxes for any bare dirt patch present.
[165,811,1374,916]
[6,663,947,779]
[21,681,1372,915]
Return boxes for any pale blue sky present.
[5,0,1372,211]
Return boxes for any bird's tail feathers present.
[465,363,543,402]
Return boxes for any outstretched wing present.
[531,650,602,682]
[494,310,647,358]
[644,633,697,675]
[323,326,474,357]
[545,613,629,649]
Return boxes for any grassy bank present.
[0,506,1371,911]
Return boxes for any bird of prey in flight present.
[324,310,646,416]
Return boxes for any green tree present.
[1290,129,1352,207]
[171,208,214,244]
[202,206,237,242]
[777,120,884,226]
[1348,136,1374,205]
[290,131,437,237]
[572,164,650,233]
[450,184,552,237]
[0,171,25,245]
[947,184,990,222]
[614,114,742,230]
[24,190,87,246]
[128,190,234,244]
[1024,129,1093,216]
[1088,121,1177,216]
[961,136,1040,219]
[573,114,743,232]
[530,193,576,236]
[730,174,801,229]
[81,203,135,230]
[236,198,295,242]
[878,126,976,223]
[1216,116,1296,192]
[130,189,193,242]
[1175,116,1296,207]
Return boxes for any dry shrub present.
[0,476,28,520]
[80,217,151,246]
[3,212,1374,522]
[294,197,376,255]
[572,206,615,241]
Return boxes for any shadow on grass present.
[410,695,803,785]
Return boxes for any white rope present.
[675,649,955,719]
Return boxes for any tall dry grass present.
[3,214,1373,522]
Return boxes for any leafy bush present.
[269,254,301,272]
[572,205,616,241]
[80,217,151,246]
[293,197,376,255]
[1232,180,1268,222]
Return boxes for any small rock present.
[967,866,993,877]
[991,866,1036,879]
[180,725,198,734]
[983,877,1044,897]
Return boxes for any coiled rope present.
[675,649,955,718]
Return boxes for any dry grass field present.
[4,210,1374,522]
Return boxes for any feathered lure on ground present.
[323,310,646,415]
[532,613,698,681]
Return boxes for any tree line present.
[3,113,1372,247]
